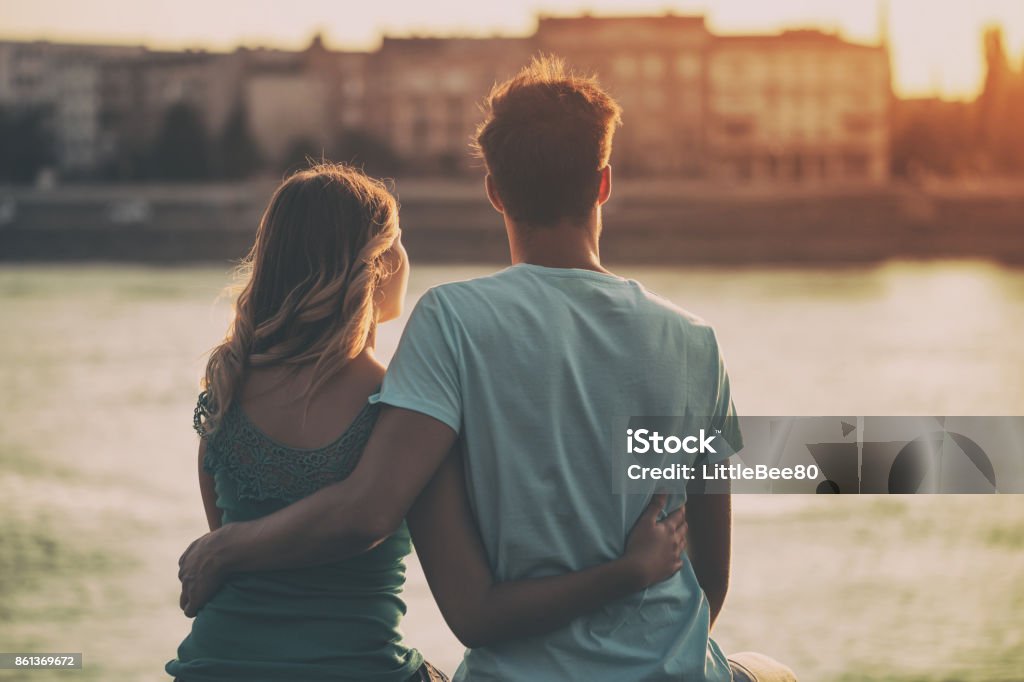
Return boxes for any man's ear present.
[484,174,504,213]
[597,165,612,206]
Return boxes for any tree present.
[0,105,56,184]
[150,102,211,180]
[977,26,1024,173]
[280,136,325,174]
[218,104,263,179]
[890,99,978,177]
[331,129,402,176]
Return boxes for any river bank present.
[2,179,1023,265]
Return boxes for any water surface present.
[1,262,1022,680]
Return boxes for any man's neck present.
[506,215,608,274]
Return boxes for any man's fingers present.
[178,538,197,569]
[642,493,668,524]
[178,538,199,581]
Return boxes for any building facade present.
[0,40,144,174]
[364,36,532,173]
[707,30,890,183]
[0,13,892,182]
[536,14,712,177]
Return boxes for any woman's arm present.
[178,407,457,617]
[197,440,222,532]
[406,451,687,649]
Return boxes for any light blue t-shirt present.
[373,263,742,682]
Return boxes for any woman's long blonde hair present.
[197,163,399,436]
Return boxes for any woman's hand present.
[622,494,688,588]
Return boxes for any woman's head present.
[198,162,407,434]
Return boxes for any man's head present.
[474,56,622,229]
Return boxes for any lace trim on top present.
[194,391,380,503]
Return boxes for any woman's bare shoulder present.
[239,356,385,450]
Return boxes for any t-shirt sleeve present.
[370,288,462,433]
[705,327,743,465]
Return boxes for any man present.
[179,57,795,681]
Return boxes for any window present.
[644,89,665,109]
[675,54,701,79]
[734,156,753,181]
[406,69,433,93]
[442,70,468,93]
[843,114,874,135]
[843,153,869,177]
[447,95,464,146]
[410,96,429,152]
[816,155,828,179]
[678,94,700,114]
[792,154,805,181]
[643,54,665,79]
[722,118,753,137]
[342,80,363,98]
[613,55,638,78]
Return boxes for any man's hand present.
[178,529,229,617]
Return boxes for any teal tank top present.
[166,393,423,681]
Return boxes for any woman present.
[166,163,687,681]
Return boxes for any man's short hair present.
[473,55,622,227]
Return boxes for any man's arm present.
[178,406,456,616]
[685,480,731,629]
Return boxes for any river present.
[1,261,1022,681]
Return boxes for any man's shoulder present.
[423,270,719,338]
[422,268,523,305]
[631,281,716,339]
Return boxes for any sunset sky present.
[1,0,1022,99]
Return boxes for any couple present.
[169,58,796,682]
